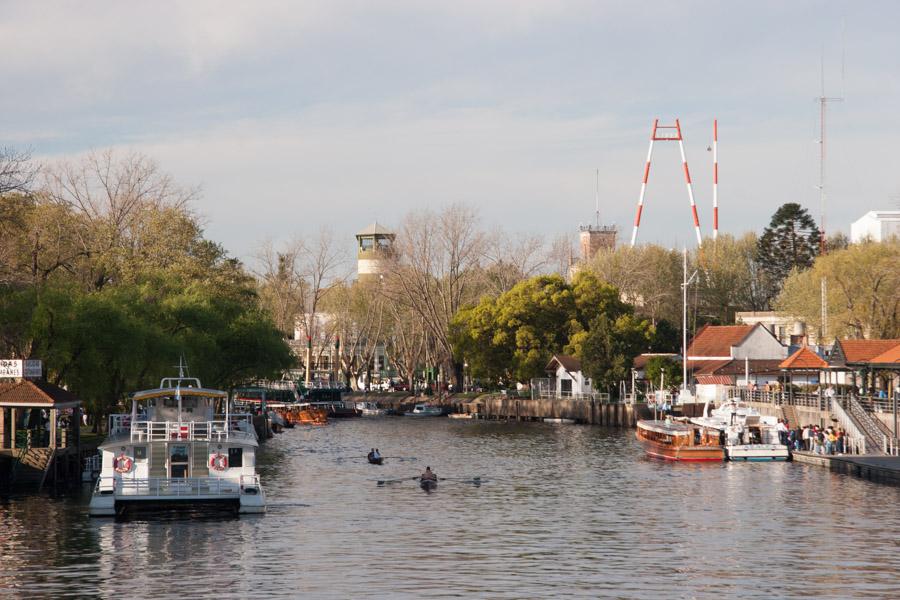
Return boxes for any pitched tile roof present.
[695,375,734,385]
[686,324,754,358]
[687,359,784,376]
[546,355,582,373]
[780,346,828,370]
[868,344,900,365]
[836,339,900,363]
[0,380,81,407]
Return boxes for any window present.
[134,446,147,461]
[228,447,243,468]
[360,237,374,251]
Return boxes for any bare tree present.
[386,203,486,389]
[384,298,426,389]
[479,230,548,295]
[41,149,197,289]
[0,147,38,195]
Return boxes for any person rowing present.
[373,448,381,460]
[367,448,376,461]
[420,466,437,482]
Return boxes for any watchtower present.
[579,224,617,262]
[356,222,395,281]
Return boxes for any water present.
[2,419,899,599]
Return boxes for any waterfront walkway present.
[792,451,900,486]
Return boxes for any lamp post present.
[463,361,469,393]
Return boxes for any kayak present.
[419,478,437,490]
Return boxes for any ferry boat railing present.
[108,414,256,442]
[95,474,262,497]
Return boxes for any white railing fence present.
[108,414,255,442]
[95,475,261,497]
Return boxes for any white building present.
[544,355,593,398]
[850,211,900,243]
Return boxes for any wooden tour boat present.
[636,418,725,462]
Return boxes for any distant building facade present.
[850,210,900,243]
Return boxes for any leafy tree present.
[757,203,820,302]
[776,239,899,340]
[580,313,655,392]
[643,355,683,390]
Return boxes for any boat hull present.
[635,421,725,462]
[726,445,790,461]
[368,457,384,465]
[638,440,726,462]
[419,478,437,490]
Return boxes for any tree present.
[452,275,577,383]
[580,313,655,392]
[0,146,37,195]
[757,203,820,303]
[386,203,486,390]
[776,240,899,339]
[643,355,683,390]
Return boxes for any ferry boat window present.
[134,446,147,461]
[163,398,177,408]
[228,447,243,468]
[182,397,196,413]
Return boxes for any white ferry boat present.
[690,399,789,462]
[88,371,266,516]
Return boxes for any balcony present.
[107,414,256,443]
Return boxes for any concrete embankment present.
[792,451,900,486]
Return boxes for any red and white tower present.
[712,119,718,241]
[629,119,703,247]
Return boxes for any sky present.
[3,0,899,263]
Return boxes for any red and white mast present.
[629,118,703,247]
[712,119,718,241]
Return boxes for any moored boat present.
[89,369,266,517]
[356,401,388,417]
[690,399,789,461]
[404,403,443,417]
[636,419,725,462]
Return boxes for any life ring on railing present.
[113,454,133,473]
[209,453,228,471]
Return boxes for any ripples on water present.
[2,419,899,599]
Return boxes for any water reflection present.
[2,419,900,599]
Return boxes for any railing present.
[728,389,832,411]
[830,397,867,455]
[95,474,261,497]
[107,414,255,442]
[845,397,888,455]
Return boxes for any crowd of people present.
[778,419,848,455]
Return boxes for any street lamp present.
[463,361,469,393]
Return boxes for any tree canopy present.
[757,203,820,301]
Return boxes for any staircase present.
[11,448,55,491]
[845,397,888,455]
[781,405,799,429]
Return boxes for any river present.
[2,418,899,599]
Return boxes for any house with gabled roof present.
[685,324,788,400]
[544,355,593,398]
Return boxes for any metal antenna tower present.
[817,33,845,254]
[630,119,703,247]
[595,168,601,227]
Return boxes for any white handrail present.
[95,475,261,497]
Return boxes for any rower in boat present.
[420,466,437,489]
[367,448,383,465]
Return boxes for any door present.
[169,444,190,478]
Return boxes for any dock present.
[792,451,900,486]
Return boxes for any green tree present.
[643,355,683,390]
[776,239,899,340]
[580,313,655,392]
[757,203,820,303]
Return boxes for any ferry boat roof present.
[637,420,694,436]
[132,386,227,401]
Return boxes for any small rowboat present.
[419,478,437,491]
[367,455,384,465]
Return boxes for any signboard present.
[0,359,43,378]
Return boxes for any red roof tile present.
[868,344,900,365]
[837,339,900,363]
[780,346,828,370]
[633,353,678,369]
[686,324,754,358]
[0,380,80,407]
[696,375,733,385]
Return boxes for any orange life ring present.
[209,453,228,471]
[114,454,133,473]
